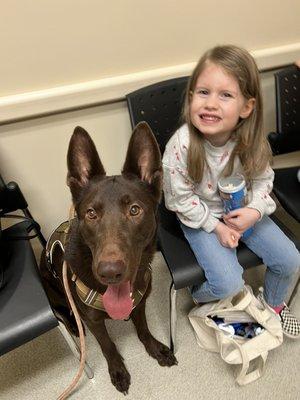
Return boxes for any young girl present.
[162,45,300,338]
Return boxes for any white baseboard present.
[0,42,299,124]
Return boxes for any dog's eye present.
[86,208,97,220]
[129,205,141,216]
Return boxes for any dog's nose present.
[97,260,126,284]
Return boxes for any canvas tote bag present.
[188,285,283,385]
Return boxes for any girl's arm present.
[246,165,276,218]
[162,134,219,233]
[223,165,276,232]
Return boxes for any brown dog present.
[40,122,177,394]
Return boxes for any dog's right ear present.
[122,122,162,201]
[67,126,106,201]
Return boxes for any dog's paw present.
[109,365,131,395]
[147,340,178,367]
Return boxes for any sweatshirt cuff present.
[201,215,220,233]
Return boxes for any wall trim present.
[0,42,299,124]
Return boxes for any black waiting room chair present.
[0,174,93,379]
[268,64,300,222]
[126,76,300,352]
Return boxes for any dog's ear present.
[67,126,106,200]
[122,122,162,199]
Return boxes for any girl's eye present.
[86,208,97,220]
[222,92,233,98]
[197,89,208,96]
[129,205,141,216]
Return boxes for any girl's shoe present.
[277,304,300,339]
[257,289,300,339]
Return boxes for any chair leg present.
[169,282,177,354]
[57,321,94,379]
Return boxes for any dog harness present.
[46,221,151,313]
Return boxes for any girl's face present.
[190,62,255,146]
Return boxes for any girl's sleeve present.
[162,136,219,233]
[247,165,276,218]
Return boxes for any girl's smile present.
[199,113,222,124]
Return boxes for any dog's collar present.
[71,265,151,312]
[46,220,152,314]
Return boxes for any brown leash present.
[56,260,87,400]
[57,205,87,400]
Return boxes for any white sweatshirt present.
[162,124,276,233]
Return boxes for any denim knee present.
[279,248,300,279]
[210,272,244,299]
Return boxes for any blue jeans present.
[180,216,300,307]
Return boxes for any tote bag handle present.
[235,348,268,386]
[218,334,268,385]
[211,286,254,313]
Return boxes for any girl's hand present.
[214,221,241,248]
[223,207,260,233]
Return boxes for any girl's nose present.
[204,94,218,109]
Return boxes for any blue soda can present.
[217,174,253,239]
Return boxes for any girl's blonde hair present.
[183,44,272,183]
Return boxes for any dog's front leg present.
[85,318,131,394]
[131,299,177,367]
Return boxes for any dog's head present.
[66,122,162,319]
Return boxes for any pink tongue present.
[102,281,133,320]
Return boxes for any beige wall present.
[0,0,300,96]
[0,0,299,237]
[0,102,132,236]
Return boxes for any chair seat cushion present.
[0,221,58,356]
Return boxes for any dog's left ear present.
[122,122,162,200]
